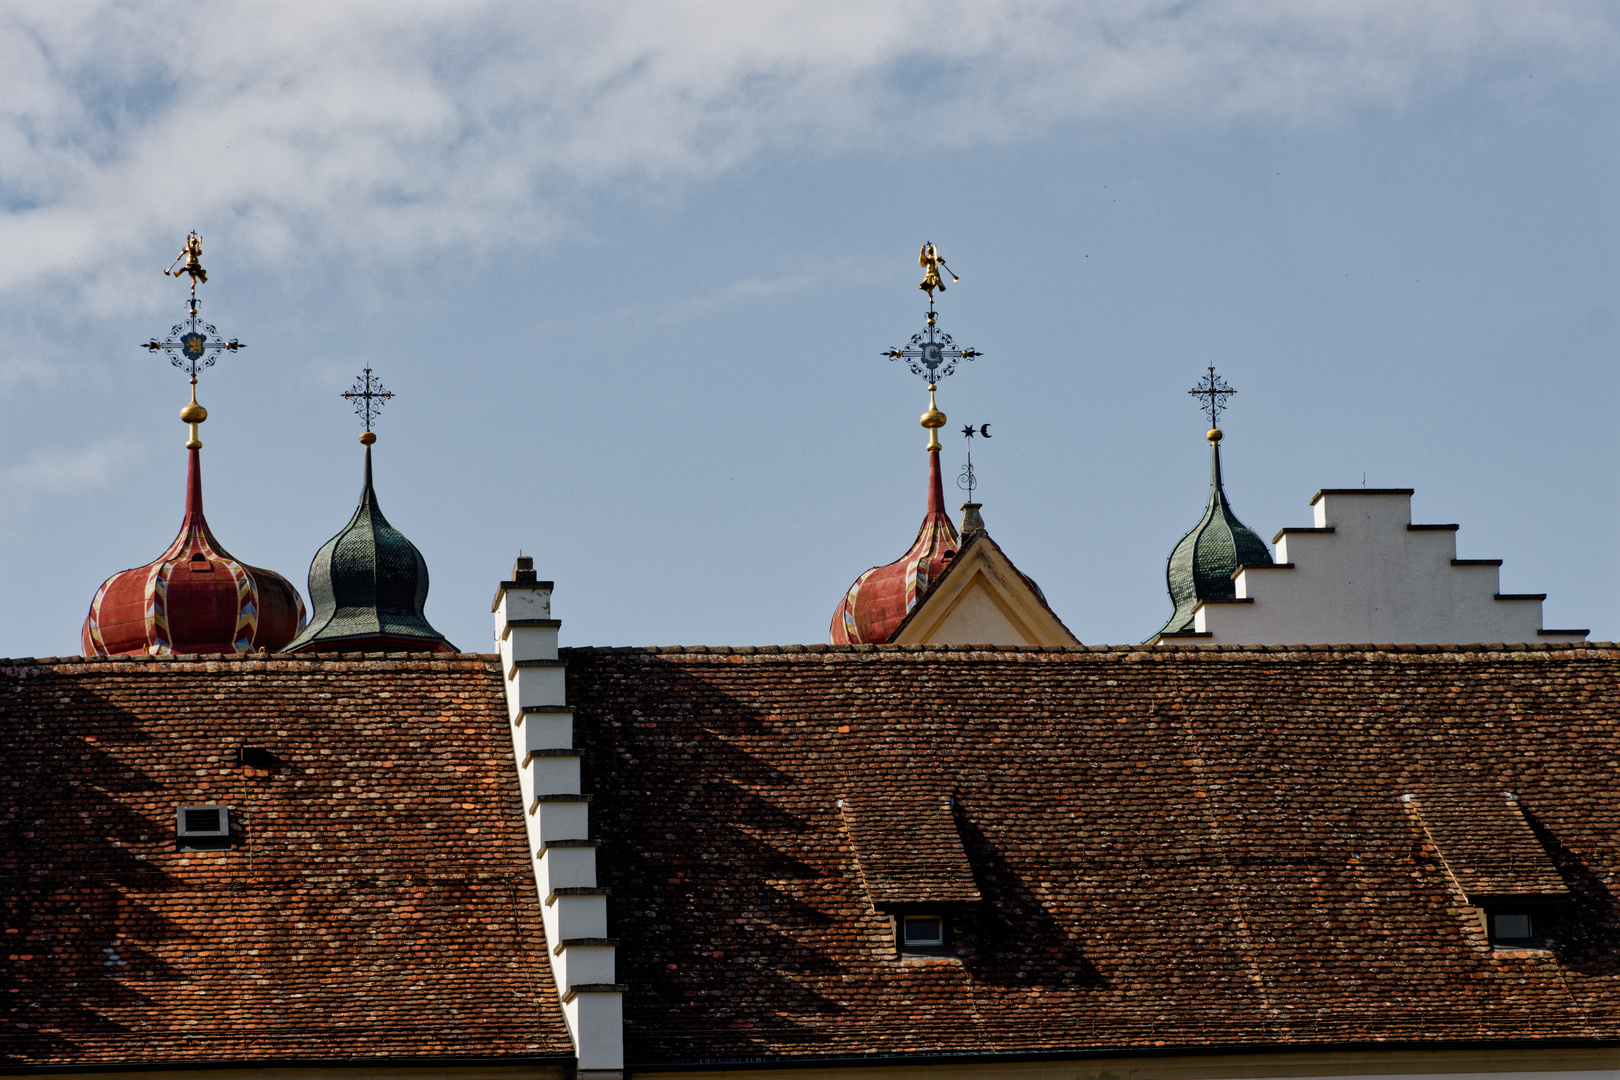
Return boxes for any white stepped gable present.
[494,565,623,1080]
[1184,489,1587,646]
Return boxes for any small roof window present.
[902,915,944,948]
[1489,912,1534,943]
[176,804,231,851]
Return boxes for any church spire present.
[832,245,983,644]
[1154,366,1273,638]
[284,368,454,655]
[84,233,305,655]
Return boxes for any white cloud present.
[0,439,141,494]
[0,0,1612,307]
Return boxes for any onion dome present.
[831,444,960,645]
[284,378,453,654]
[82,447,307,655]
[1157,430,1272,636]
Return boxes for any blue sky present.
[1,2,1617,656]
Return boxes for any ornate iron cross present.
[343,367,394,432]
[884,303,982,386]
[143,233,243,380]
[1189,365,1235,428]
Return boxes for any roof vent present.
[177,804,230,838]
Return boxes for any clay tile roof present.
[561,642,1620,1067]
[1407,790,1571,901]
[839,793,981,910]
[0,653,571,1068]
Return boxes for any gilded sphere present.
[359,431,377,446]
[180,401,208,424]
[1207,428,1222,443]
[920,406,947,430]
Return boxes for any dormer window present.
[1486,910,1540,947]
[1400,790,1569,954]
[838,793,981,960]
[902,915,944,949]
[176,804,231,851]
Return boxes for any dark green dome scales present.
[284,448,454,653]
[1156,438,1272,637]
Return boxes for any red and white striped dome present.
[82,448,305,656]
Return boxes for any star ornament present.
[961,424,976,438]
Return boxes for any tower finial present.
[884,243,982,449]
[145,232,245,448]
[1189,364,1235,441]
[343,367,394,446]
[958,422,990,504]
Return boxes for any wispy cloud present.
[0,439,141,494]
[0,1,1612,307]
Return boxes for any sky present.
[0,1,1617,657]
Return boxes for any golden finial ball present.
[359,431,377,446]
[180,401,207,424]
[1207,428,1222,443]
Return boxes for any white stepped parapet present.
[494,559,623,1077]
[1180,489,1588,646]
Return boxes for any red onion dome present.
[82,448,306,656]
[831,448,959,644]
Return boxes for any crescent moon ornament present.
[980,424,991,438]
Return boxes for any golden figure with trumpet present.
[918,241,958,300]
[165,232,207,287]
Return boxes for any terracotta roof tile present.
[839,793,981,910]
[1407,790,1570,901]
[560,642,1620,1065]
[0,653,572,1068]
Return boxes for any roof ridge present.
[0,651,499,667]
[554,641,1620,658]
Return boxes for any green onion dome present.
[1156,432,1272,637]
[284,447,454,653]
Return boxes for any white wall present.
[1191,490,1586,646]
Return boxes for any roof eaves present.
[620,1037,1620,1074]
[0,1054,577,1076]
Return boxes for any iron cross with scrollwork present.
[143,234,243,379]
[343,367,394,432]
[1189,365,1235,428]
[884,296,982,386]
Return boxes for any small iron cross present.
[343,367,394,432]
[1189,365,1235,428]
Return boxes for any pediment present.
[888,532,1080,647]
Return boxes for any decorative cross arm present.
[143,294,244,381]
[1189,365,1235,429]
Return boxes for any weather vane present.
[143,232,244,449]
[1189,365,1235,434]
[342,367,394,446]
[958,422,992,501]
[884,242,983,450]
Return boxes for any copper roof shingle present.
[1,653,572,1068]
